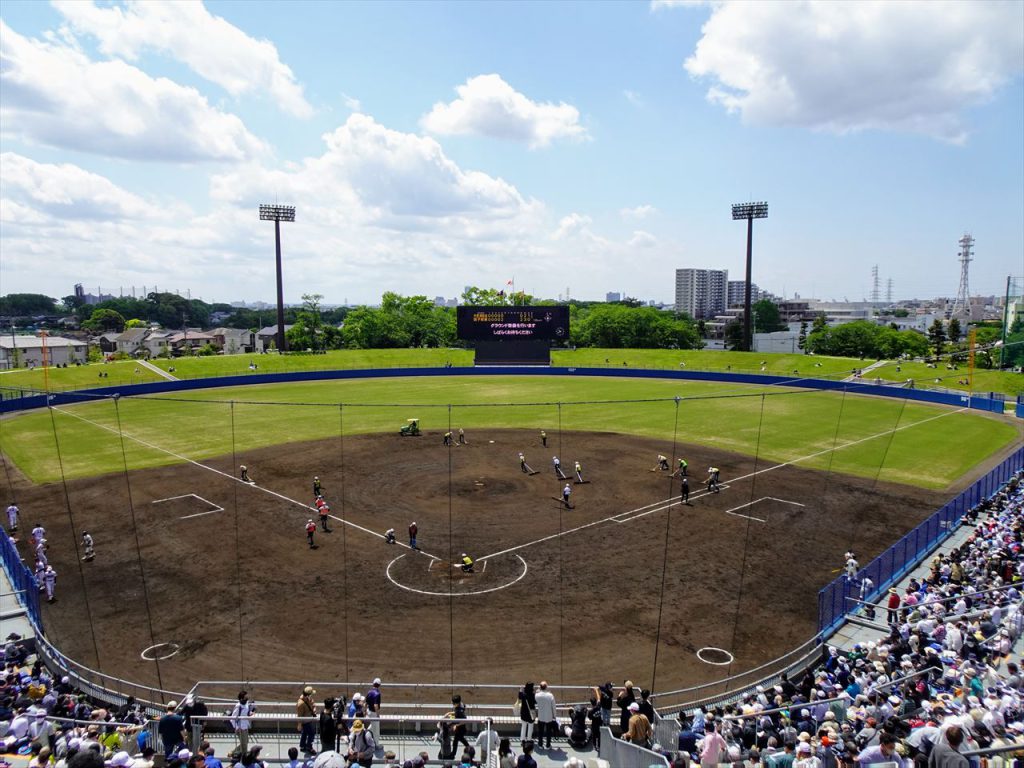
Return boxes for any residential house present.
[209,328,255,354]
[142,330,174,358]
[257,324,294,352]
[115,328,150,356]
[165,330,214,355]
[98,333,121,354]
[0,335,88,369]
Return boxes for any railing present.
[598,726,670,767]
[0,526,41,626]
[818,446,1024,634]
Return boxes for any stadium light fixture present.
[731,201,769,353]
[259,204,296,353]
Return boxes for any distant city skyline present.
[1,1,1021,305]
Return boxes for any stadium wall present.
[0,366,1010,413]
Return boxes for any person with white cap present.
[296,686,317,756]
[624,701,652,749]
[6,501,18,532]
[43,565,57,603]
[365,678,382,748]
[305,519,316,549]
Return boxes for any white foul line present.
[51,406,441,561]
[480,405,968,560]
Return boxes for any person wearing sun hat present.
[297,686,317,757]
[345,720,375,768]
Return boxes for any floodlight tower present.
[731,201,769,352]
[950,233,973,319]
[259,204,296,353]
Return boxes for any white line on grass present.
[51,406,442,561]
[479,406,967,560]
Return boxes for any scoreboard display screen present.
[457,305,569,342]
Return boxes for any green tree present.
[927,319,946,358]
[947,317,962,344]
[797,321,808,351]
[0,294,58,315]
[82,308,126,333]
[811,312,828,334]
[460,286,535,306]
[573,305,700,349]
[723,320,744,350]
[753,299,786,333]
[125,318,147,328]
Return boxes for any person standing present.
[516,741,537,768]
[312,477,323,498]
[562,484,572,509]
[676,458,688,477]
[316,500,331,533]
[31,523,45,549]
[318,698,337,756]
[681,477,690,505]
[927,725,968,768]
[574,461,583,483]
[451,695,470,753]
[42,565,57,603]
[408,522,418,550]
[533,682,557,751]
[518,683,537,746]
[706,467,720,493]
[305,520,316,549]
[158,703,186,758]
[229,692,253,755]
[540,431,547,447]
[81,531,95,561]
[519,453,529,473]
[365,678,382,748]
[5,502,17,532]
[616,681,636,735]
[457,428,466,445]
[553,457,566,480]
[886,588,901,625]
[296,686,317,757]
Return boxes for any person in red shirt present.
[886,588,901,624]
[305,520,316,549]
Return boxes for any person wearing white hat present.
[365,679,382,748]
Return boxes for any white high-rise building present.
[675,268,729,319]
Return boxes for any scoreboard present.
[456,306,569,342]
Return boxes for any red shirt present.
[306,522,316,534]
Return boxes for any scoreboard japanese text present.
[456,306,569,342]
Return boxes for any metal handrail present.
[847,580,1022,608]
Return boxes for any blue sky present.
[1,0,1021,306]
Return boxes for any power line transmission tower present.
[870,265,880,303]
[950,233,974,318]
[886,278,893,304]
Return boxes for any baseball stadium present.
[2,332,1023,759]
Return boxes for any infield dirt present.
[3,429,945,702]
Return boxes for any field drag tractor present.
[400,418,421,436]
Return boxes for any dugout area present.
[2,424,946,701]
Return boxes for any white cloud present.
[341,93,362,112]
[53,0,313,118]
[620,204,658,219]
[0,21,264,162]
[628,230,658,248]
[552,213,593,240]
[0,153,161,220]
[623,89,644,107]
[683,0,1024,142]
[421,74,589,149]
[651,0,714,10]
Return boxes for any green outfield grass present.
[0,360,165,391]
[1,375,1017,490]
[4,348,1021,397]
[869,360,1024,399]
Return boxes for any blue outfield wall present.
[0,365,1004,413]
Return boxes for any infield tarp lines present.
[51,405,442,561]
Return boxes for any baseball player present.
[43,565,57,603]
[845,555,859,581]
[384,528,396,545]
[443,431,453,446]
[540,430,547,447]
[706,467,721,493]
[681,477,690,505]
[458,428,466,445]
[315,498,331,532]
[312,476,323,497]
[305,519,316,549]
[31,523,45,548]
[574,460,584,483]
[675,458,688,477]
[34,539,48,568]
[409,521,418,549]
[553,456,567,480]
[657,455,670,471]
[81,531,95,561]
[562,483,573,508]
[240,465,253,484]
[519,452,529,473]
[461,553,474,573]
[34,560,45,591]
[5,502,18,532]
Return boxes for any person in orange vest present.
[305,520,316,549]
[315,497,331,532]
